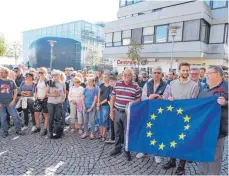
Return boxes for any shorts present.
[34,99,48,113]
[98,105,110,128]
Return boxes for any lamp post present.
[48,40,56,70]
[169,26,180,71]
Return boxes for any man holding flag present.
[109,68,141,161]
[162,62,199,175]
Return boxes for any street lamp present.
[169,26,180,71]
[48,40,56,70]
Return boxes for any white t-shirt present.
[37,80,46,99]
[68,86,84,102]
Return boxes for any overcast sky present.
[0,0,119,43]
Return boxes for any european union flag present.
[126,97,221,162]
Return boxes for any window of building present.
[105,43,113,47]
[183,20,200,41]
[126,0,133,5]
[122,30,131,45]
[105,33,113,43]
[168,22,183,42]
[209,24,225,43]
[224,24,228,44]
[200,20,210,43]
[123,38,131,45]
[212,0,227,9]
[156,25,168,43]
[131,28,143,44]
[143,26,154,44]
[120,0,126,7]
[113,31,122,46]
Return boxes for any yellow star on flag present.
[179,133,186,140]
[183,115,191,122]
[177,108,183,114]
[158,107,163,114]
[159,143,165,150]
[151,114,157,120]
[150,139,157,145]
[184,124,191,130]
[167,105,174,112]
[147,122,152,128]
[170,141,177,148]
[147,131,153,138]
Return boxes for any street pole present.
[169,26,179,71]
[170,36,175,71]
[48,40,56,70]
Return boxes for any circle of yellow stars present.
[146,105,191,150]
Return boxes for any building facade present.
[22,20,104,69]
[104,0,228,73]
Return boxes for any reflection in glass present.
[156,25,168,43]
[123,39,131,45]
[213,1,227,8]
[143,36,154,44]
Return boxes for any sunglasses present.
[154,72,161,74]
[39,72,44,74]
[25,74,32,77]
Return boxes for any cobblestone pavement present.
[0,126,228,175]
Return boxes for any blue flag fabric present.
[126,97,221,162]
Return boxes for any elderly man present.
[137,66,167,163]
[190,68,206,93]
[162,62,199,175]
[109,68,141,161]
[0,67,23,138]
[198,65,228,175]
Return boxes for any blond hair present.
[0,66,10,74]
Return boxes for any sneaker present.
[16,131,25,136]
[21,126,28,131]
[31,126,37,132]
[100,137,106,142]
[105,139,115,144]
[70,129,75,133]
[32,128,40,133]
[79,129,83,135]
[40,129,48,136]
[155,156,161,163]
[136,153,145,158]
[81,132,88,139]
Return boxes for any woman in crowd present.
[97,73,111,141]
[46,70,66,138]
[81,76,98,139]
[68,77,84,134]
[34,67,49,136]
[19,73,36,131]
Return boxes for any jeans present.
[83,108,95,132]
[98,105,110,128]
[0,105,21,134]
[23,99,35,126]
[47,103,63,133]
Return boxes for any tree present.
[84,44,102,70]
[127,42,144,73]
[5,41,21,65]
[0,36,6,56]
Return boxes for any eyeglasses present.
[52,74,58,77]
[69,70,74,71]
[74,81,80,83]
[207,72,217,75]
[153,72,161,74]
[13,70,18,73]
[190,73,199,75]
[39,72,44,74]
[71,74,76,77]
[142,77,147,79]
[123,74,132,77]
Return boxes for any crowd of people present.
[0,63,228,175]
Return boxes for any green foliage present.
[0,36,6,56]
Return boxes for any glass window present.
[131,28,143,44]
[209,24,225,43]
[105,43,112,47]
[143,35,154,44]
[183,20,200,41]
[123,38,131,45]
[126,0,133,5]
[168,22,183,42]
[122,30,131,38]
[143,27,154,35]
[105,33,113,43]
[156,25,168,43]
[113,42,122,46]
[200,20,210,43]
[120,0,126,7]
[113,31,122,42]
[212,0,227,9]
[224,24,228,44]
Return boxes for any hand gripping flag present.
[126,97,221,162]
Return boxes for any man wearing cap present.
[13,67,24,88]
[138,72,148,88]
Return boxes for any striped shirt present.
[112,81,141,110]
